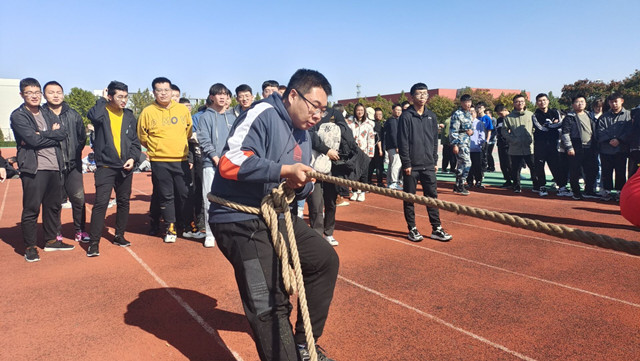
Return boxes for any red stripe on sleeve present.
[218,150,254,180]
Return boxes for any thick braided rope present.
[309,171,640,256]
[208,184,318,361]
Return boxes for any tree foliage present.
[129,88,155,118]
[342,94,395,120]
[397,90,408,104]
[65,87,97,125]
[427,95,456,122]
[560,79,610,108]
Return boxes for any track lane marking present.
[0,181,9,226]
[338,275,538,361]
[125,243,244,360]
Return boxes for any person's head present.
[401,101,410,110]
[262,80,279,99]
[374,107,383,121]
[495,104,509,118]
[235,84,253,110]
[152,77,172,107]
[470,105,477,118]
[278,85,287,96]
[208,83,231,110]
[513,94,526,111]
[392,103,402,118]
[333,103,345,114]
[572,95,587,113]
[366,107,375,121]
[476,101,487,115]
[171,84,181,102]
[608,93,624,113]
[353,103,365,120]
[107,81,129,110]
[410,83,429,107]
[485,109,493,118]
[179,97,192,112]
[460,94,472,111]
[43,81,64,106]
[282,69,331,130]
[535,93,549,110]
[19,77,42,108]
[591,98,604,113]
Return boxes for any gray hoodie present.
[197,107,236,168]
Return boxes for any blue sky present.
[1,0,638,102]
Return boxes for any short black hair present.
[282,69,332,99]
[392,103,402,111]
[476,101,487,108]
[513,94,526,102]
[591,98,605,109]
[107,81,128,96]
[374,107,383,112]
[235,84,252,96]
[278,85,287,91]
[572,95,586,103]
[495,104,506,112]
[209,83,231,96]
[333,103,345,113]
[43,81,63,93]
[410,83,428,96]
[608,93,624,101]
[179,97,190,104]
[535,93,548,101]
[20,77,41,92]
[171,84,180,93]
[460,94,472,102]
[401,101,410,107]
[262,80,279,91]
[152,77,171,90]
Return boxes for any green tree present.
[66,87,97,125]
[397,90,408,105]
[254,93,262,101]
[618,69,640,108]
[129,88,155,118]
[560,79,610,108]
[547,91,567,111]
[427,95,456,123]
[455,87,495,109]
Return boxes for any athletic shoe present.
[557,186,573,197]
[475,183,485,189]
[583,191,600,199]
[86,242,100,257]
[539,186,548,197]
[532,187,540,193]
[44,236,75,252]
[407,227,424,242]
[356,192,365,202]
[61,200,72,209]
[349,192,358,201]
[388,182,400,190]
[107,198,116,208]
[500,181,513,188]
[430,226,452,242]
[513,187,522,193]
[324,235,339,246]
[164,223,177,243]
[182,222,206,239]
[572,193,585,200]
[203,236,215,248]
[487,168,495,172]
[112,235,131,247]
[453,185,469,196]
[600,190,612,201]
[298,344,334,361]
[75,231,91,243]
[25,247,40,262]
[336,195,350,207]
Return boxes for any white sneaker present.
[61,201,72,209]
[356,192,365,202]
[164,234,177,243]
[324,235,339,246]
[107,198,117,208]
[349,192,358,201]
[204,236,215,248]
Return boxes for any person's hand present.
[378,149,383,157]
[326,149,339,161]
[212,156,220,167]
[453,145,459,155]
[102,88,109,98]
[52,123,60,130]
[466,129,473,136]
[123,158,134,170]
[0,167,6,182]
[434,165,438,172]
[281,163,313,188]
[404,167,412,175]
[189,162,193,170]
[610,139,620,147]
[567,149,576,156]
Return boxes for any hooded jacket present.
[596,108,631,155]
[197,107,236,168]
[209,93,313,224]
[10,104,66,175]
[398,105,439,170]
[87,97,141,168]
[43,102,87,172]
[137,100,192,162]
[503,109,534,156]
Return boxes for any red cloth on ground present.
[620,170,640,227]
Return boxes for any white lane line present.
[360,203,639,258]
[340,224,640,308]
[0,180,9,224]
[338,275,538,361]
[125,247,244,361]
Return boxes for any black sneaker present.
[572,193,584,200]
[298,345,334,361]
[430,226,453,242]
[25,247,40,262]
[112,235,131,247]
[475,183,485,189]
[500,181,513,188]
[513,187,522,193]
[407,227,424,242]
[453,185,470,196]
[87,242,100,257]
[44,236,75,252]
[148,219,160,236]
